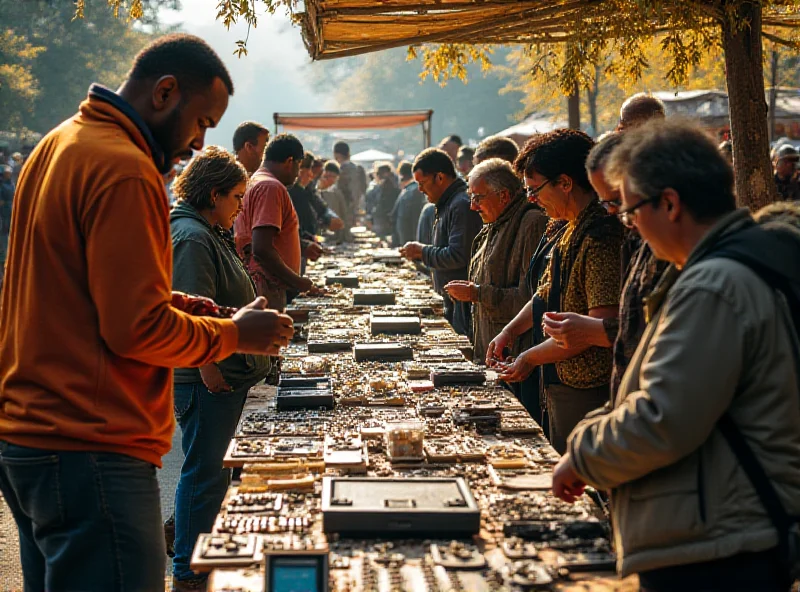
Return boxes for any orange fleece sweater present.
[0,91,239,467]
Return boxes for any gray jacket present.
[392,180,427,246]
[568,209,800,576]
[421,178,483,294]
[170,202,270,388]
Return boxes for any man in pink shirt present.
[235,133,321,310]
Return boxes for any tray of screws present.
[236,413,329,438]
[429,541,486,570]
[190,533,263,572]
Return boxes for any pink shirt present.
[234,168,301,286]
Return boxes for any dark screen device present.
[265,553,328,592]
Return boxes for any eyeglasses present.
[600,198,622,212]
[617,195,660,228]
[525,178,552,201]
[467,192,490,205]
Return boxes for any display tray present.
[276,388,335,411]
[277,376,331,389]
[370,315,422,335]
[321,476,480,537]
[307,340,352,353]
[190,533,263,572]
[430,369,486,387]
[353,289,396,306]
[325,274,359,287]
[223,437,324,467]
[353,343,414,362]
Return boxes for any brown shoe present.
[172,576,208,592]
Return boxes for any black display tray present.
[325,274,359,287]
[276,389,335,411]
[370,315,421,335]
[353,343,414,362]
[278,376,331,389]
[321,477,480,537]
[307,340,352,353]
[353,289,396,305]
[431,369,486,387]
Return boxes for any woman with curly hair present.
[168,146,271,591]
[490,129,623,454]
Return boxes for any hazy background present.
[160,0,523,159]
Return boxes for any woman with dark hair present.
[168,146,271,591]
[491,129,623,454]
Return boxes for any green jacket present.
[568,209,800,576]
[170,202,270,388]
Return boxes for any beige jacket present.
[468,197,547,361]
[567,209,800,576]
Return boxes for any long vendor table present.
[194,233,635,592]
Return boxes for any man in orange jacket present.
[0,34,294,591]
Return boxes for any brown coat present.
[468,196,547,361]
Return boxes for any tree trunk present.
[769,50,778,143]
[721,1,777,210]
[568,83,581,130]
[588,65,600,136]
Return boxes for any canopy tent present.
[299,1,800,61]
[655,88,800,140]
[351,149,396,163]
[495,112,567,146]
[274,110,433,147]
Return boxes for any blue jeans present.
[172,382,249,581]
[0,441,165,591]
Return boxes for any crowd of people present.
[0,31,798,592]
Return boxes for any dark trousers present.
[172,382,249,581]
[638,547,790,592]
[546,383,609,454]
[442,292,471,337]
[510,371,548,438]
[0,441,165,591]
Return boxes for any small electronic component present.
[190,534,263,572]
[429,541,486,570]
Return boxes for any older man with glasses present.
[444,158,546,364]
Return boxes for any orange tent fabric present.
[274,110,432,131]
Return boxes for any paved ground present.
[0,430,184,592]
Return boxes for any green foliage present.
[0,29,45,131]
[406,1,800,94]
[0,0,174,134]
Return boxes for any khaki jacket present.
[468,197,547,360]
[568,209,800,576]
